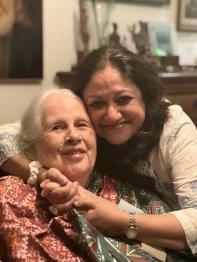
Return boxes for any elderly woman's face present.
[83,65,145,145]
[35,93,97,187]
[0,0,15,36]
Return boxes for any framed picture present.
[177,0,197,32]
[148,22,175,55]
[115,0,170,4]
[0,0,43,80]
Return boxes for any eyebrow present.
[87,90,133,99]
[76,117,91,124]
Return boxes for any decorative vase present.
[80,0,114,51]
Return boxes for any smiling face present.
[0,0,16,36]
[35,93,97,187]
[83,65,145,145]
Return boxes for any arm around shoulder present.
[0,121,30,179]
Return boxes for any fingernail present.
[41,190,46,197]
[49,205,58,215]
[73,201,78,207]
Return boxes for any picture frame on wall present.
[177,0,197,32]
[0,0,43,80]
[115,0,170,4]
[148,22,175,55]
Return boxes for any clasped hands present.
[39,168,126,236]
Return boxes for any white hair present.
[18,87,80,159]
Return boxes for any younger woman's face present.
[83,65,145,145]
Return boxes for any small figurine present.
[109,23,120,45]
[79,0,89,55]
[129,21,158,68]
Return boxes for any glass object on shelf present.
[79,0,90,55]
[147,22,175,56]
[86,0,114,49]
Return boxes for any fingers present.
[39,168,80,213]
[73,198,92,210]
[41,168,69,186]
[73,187,96,210]
[48,181,79,205]
[40,180,61,198]
[49,205,59,215]
[51,187,93,214]
[54,196,79,213]
[37,167,48,184]
[52,181,78,198]
[48,186,94,215]
[41,179,79,206]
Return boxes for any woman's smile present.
[100,120,130,131]
[61,147,86,162]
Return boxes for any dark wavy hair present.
[74,45,170,188]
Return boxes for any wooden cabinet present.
[55,71,76,89]
[160,72,197,126]
[55,71,197,126]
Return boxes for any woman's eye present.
[77,121,90,128]
[116,96,133,105]
[51,124,65,131]
[89,100,105,109]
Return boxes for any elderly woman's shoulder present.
[0,176,25,192]
[0,175,22,183]
[0,176,35,204]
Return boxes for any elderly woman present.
[0,88,170,261]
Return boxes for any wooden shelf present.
[159,71,197,125]
[55,71,76,88]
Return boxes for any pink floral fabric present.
[0,175,168,262]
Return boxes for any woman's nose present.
[105,105,121,122]
[64,129,81,145]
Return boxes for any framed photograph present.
[115,0,170,4]
[148,22,175,55]
[0,0,43,80]
[177,0,197,32]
